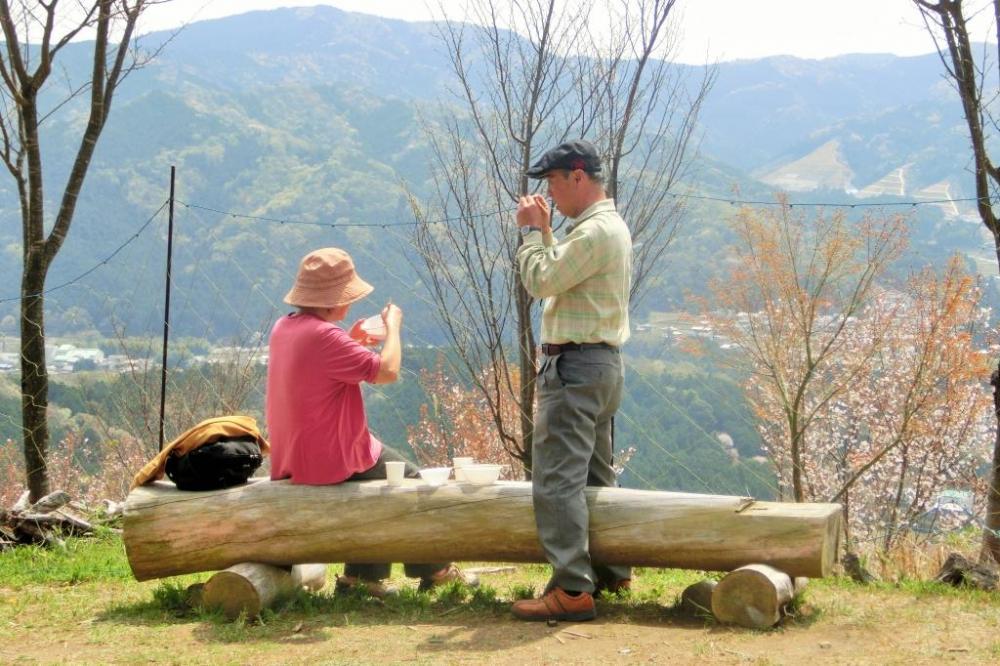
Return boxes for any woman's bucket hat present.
[283,247,373,308]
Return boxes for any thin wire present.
[679,191,993,208]
[0,200,169,304]
[176,190,997,233]
[176,200,512,228]
[614,409,715,493]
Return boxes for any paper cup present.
[360,315,387,342]
[385,461,406,486]
[453,456,474,482]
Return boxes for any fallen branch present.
[2,490,96,547]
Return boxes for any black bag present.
[165,436,263,491]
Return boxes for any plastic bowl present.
[461,463,503,486]
[418,466,452,486]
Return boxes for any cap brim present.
[524,166,548,179]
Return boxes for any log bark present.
[123,479,842,581]
[202,563,328,620]
[711,563,795,629]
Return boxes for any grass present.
[0,526,131,585]
[5,533,1000,664]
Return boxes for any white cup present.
[360,314,387,342]
[385,461,406,486]
[453,456,474,482]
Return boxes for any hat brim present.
[283,275,374,308]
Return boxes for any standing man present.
[511,139,633,622]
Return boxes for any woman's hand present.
[382,303,403,331]
[347,318,378,347]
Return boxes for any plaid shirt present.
[517,198,632,346]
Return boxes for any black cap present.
[525,139,602,179]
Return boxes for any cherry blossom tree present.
[750,260,992,548]
[707,201,908,502]
[711,201,993,549]
[407,359,523,476]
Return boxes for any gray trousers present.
[533,347,631,593]
[344,445,446,581]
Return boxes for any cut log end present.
[202,562,328,620]
[203,570,264,620]
[712,564,795,630]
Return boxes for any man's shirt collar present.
[566,198,616,233]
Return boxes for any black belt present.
[540,342,618,356]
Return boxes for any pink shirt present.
[266,312,383,484]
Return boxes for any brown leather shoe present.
[511,587,596,622]
[594,578,631,598]
[417,564,480,592]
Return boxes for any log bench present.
[123,478,842,581]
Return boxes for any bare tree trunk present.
[516,282,535,477]
[1,1,157,502]
[790,419,804,503]
[19,287,50,502]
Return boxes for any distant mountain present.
[0,6,990,341]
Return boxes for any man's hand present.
[516,194,551,232]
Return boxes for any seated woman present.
[266,247,477,597]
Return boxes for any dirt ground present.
[3,578,1000,665]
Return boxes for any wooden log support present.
[711,564,796,629]
[680,580,717,616]
[123,479,842,581]
[202,563,328,619]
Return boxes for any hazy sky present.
[140,0,997,64]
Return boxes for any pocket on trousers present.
[538,356,559,390]
[554,353,614,387]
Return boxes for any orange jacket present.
[130,415,270,489]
